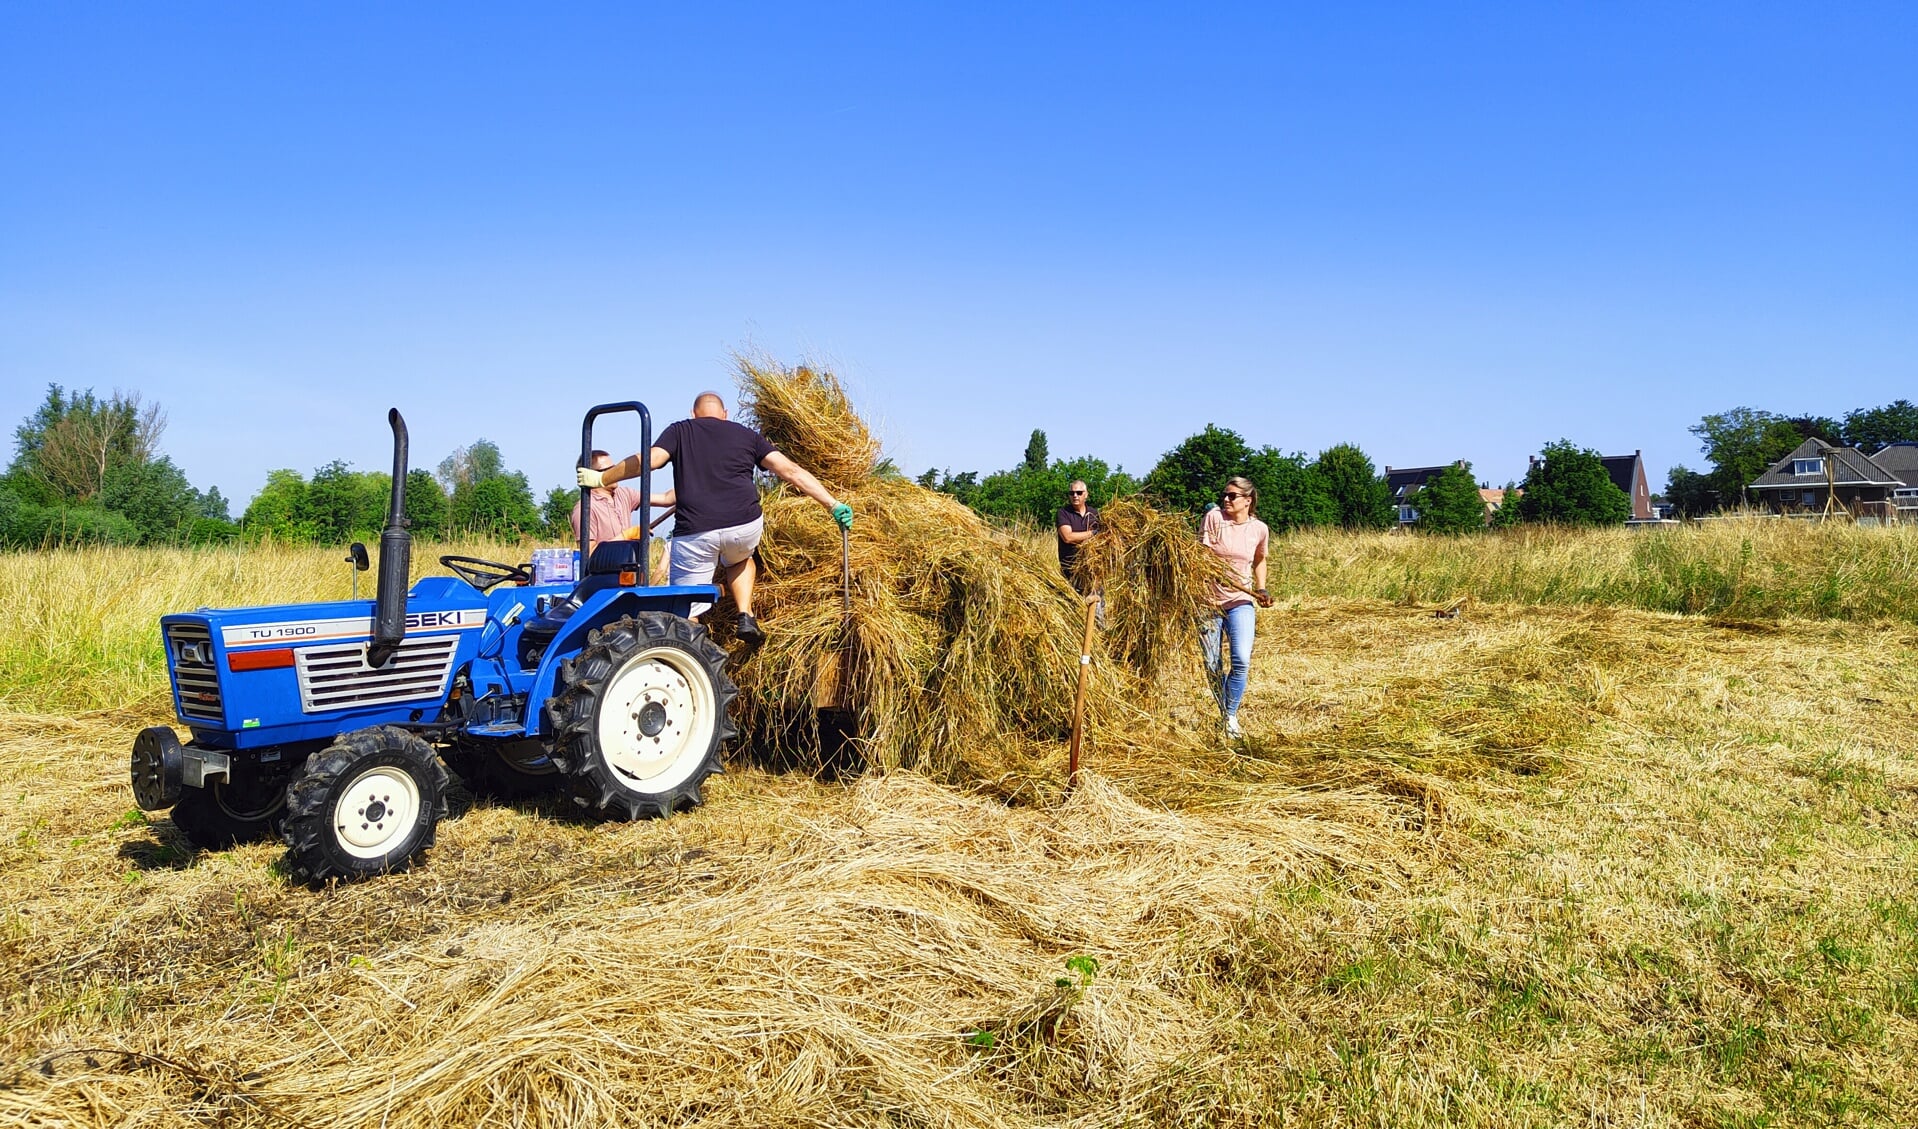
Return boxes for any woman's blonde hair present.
[1222,476,1257,516]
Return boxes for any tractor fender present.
[522,590,705,735]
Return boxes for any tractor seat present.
[516,541,647,667]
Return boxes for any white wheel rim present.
[332,766,423,859]
[598,644,718,794]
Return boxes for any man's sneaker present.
[735,613,764,644]
[1225,714,1243,739]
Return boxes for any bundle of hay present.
[716,358,1221,792]
[1068,497,1233,684]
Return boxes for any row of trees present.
[15,383,1912,548]
[925,428,1633,533]
[1666,400,1918,517]
[238,440,573,542]
[1,385,583,547]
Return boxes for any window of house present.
[1802,491,1817,505]
[1792,458,1823,476]
[1399,505,1418,523]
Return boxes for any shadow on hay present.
[117,837,195,871]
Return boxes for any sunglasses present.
[1068,489,1086,495]
[1222,491,1249,501]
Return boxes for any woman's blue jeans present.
[1201,602,1257,717]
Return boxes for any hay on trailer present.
[721,359,1225,791]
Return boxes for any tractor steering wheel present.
[440,554,533,592]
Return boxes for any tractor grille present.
[295,635,459,713]
[165,622,224,723]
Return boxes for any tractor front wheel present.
[283,727,448,881]
[546,613,735,820]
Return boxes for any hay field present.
[4,531,1918,1127]
[1276,517,1918,621]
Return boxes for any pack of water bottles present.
[530,547,580,586]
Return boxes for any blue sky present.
[2,3,1913,510]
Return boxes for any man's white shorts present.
[667,516,764,617]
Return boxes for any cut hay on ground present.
[0,757,1397,1129]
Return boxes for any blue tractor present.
[129,403,738,881]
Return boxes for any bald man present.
[578,392,853,642]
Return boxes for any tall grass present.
[0,538,534,715]
[1274,516,1918,621]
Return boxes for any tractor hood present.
[162,576,493,749]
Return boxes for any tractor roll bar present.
[580,401,652,585]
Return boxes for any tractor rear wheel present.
[445,736,563,801]
[169,773,289,850]
[283,727,448,881]
[545,613,735,820]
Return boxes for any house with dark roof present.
[1745,437,1904,518]
[1601,452,1654,522]
[1868,443,1918,518]
[1383,463,1459,526]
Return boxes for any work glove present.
[576,466,606,489]
[831,502,854,530]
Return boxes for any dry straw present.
[725,358,1225,794]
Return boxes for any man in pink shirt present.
[570,450,647,547]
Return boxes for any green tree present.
[437,439,507,492]
[13,504,143,546]
[1311,443,1395,530]
[1841,400,1918,453]
[8,385,165,504]
[299,461,390,542]
[1143,425,1254,515]
[1412,462,1487,533]
[1243,447,1334,531]
[541,486,576,541]
[1663,465,1718,518]
[450,472,540,536]
[100,456,203,543]
[404,469,448,539]
[1689,408,1816,503]
[1022,429,1049,474]
[1517,441,1631,525]
[199,486,231,523]
[1491,481,1523,528]
[918,468,981,507]
[242,469,313,540]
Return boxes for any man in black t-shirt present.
[1056,479,1100,591]
[579,392,853,642]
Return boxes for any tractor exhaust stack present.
[368,408,412,669]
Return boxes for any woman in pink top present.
[1200,476,1273,738]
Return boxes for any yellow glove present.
[576,466,606,489]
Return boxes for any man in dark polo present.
[1055,480,1100,593]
